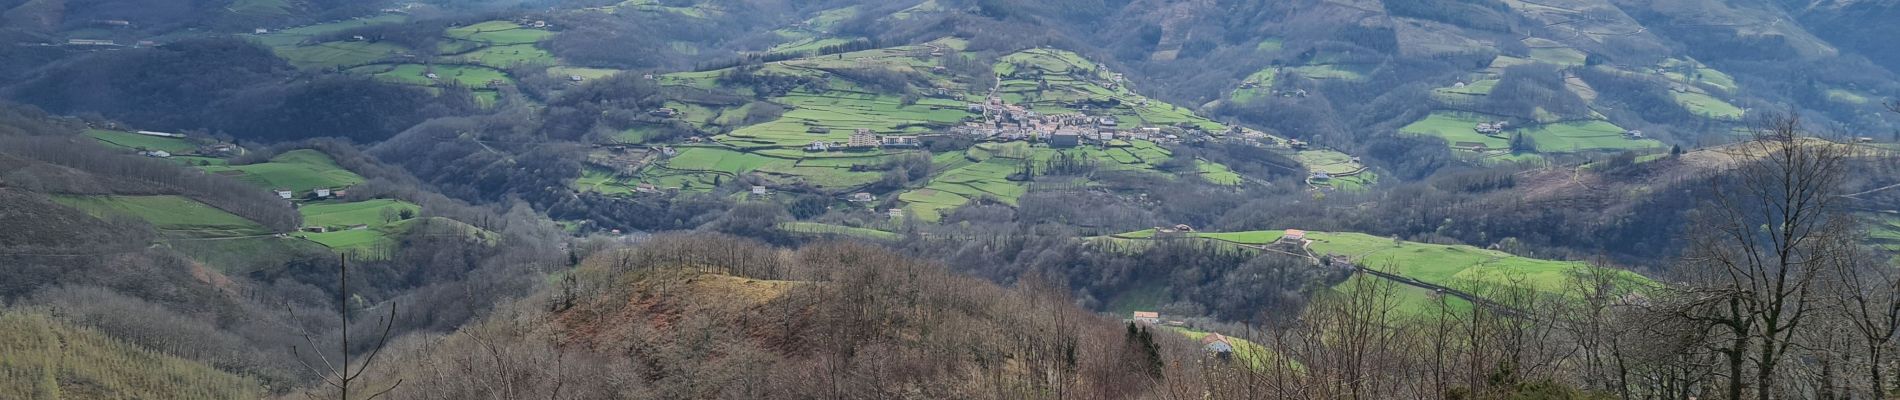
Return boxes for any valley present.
[3,0,1900,398]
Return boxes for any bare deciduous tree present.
[1669,116,1854,399]
[289,255,403,400]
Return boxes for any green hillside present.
[52,195,270,239]
[1106,229,1654,314]
[293,199,422,258]
[198,149,364,193]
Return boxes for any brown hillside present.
[346,234,1210,400]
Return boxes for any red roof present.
[1200,333,1229,346]
[1283,229,1306,238]
[1132,311,1159,319]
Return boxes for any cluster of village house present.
[954,97,1187,148]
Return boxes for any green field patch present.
[446,21,554,45]
[664,147,780,174]
[1168,327,1289,370]
[1295,149,1366,177]
[273,41,407,69]
[1486,55,1533,73]
[86,130,199,153]
[54,195,270,238]
[778,221,899,241]
[1432,79,1499,102]
[616,0,717,18]
[198,149,364,192]
[353,64,513,88]
[1399,111,1509,151]
[574,166,637,195]
[769,37,853,55]
[1659,58,1737,92]
[1284,64,1365,81]
[1672,91,1744,119]
[1305,231,1648,296]
[1195,161,1243,185]
[1827,89,1871,105]
[1196,230,1285,245]
[1518,120,1660,153]
[1231,68,1279,103]
[1522,38,1587,66]
[298,199,419,229]
[250,15,406,48]
[898,189,968,222]
[458,44,555,68]
[549,66,623,80]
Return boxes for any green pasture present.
[197,149,364,191]
[54,195,270,238]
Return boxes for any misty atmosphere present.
[2,0,1900,398]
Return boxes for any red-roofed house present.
[1282,229,1306,242]
[1201,333,1234,358]
[1131,311,1160,325]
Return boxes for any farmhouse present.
[847,129,881,148]
[751,186,769,195]
[1201,333,1235,358]
[888,209,904,217]
[1281,229,1307,243]
[314,188,333,198]
[140,150,172,158]
[275,189,294,199]
[1623,129,1645,139]
[649,108,679,118]
[804,141,832,152]
[881,135,920,148]
[1131,311,1160,325]
[849,192,876,202]
[1474,121,1507,135]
